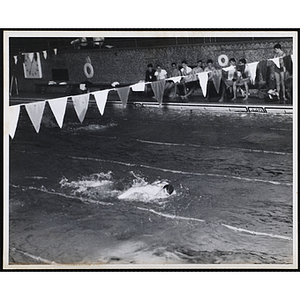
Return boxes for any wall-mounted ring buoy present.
[218,54,229,67]
[84,62,94,78]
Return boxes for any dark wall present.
[12,39,293,93]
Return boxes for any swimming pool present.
[8,102,294,267]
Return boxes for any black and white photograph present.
[3,30,298,269]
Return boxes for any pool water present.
[8,102,294,266]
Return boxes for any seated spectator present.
[165,62,181,98]
[154,65,168,80]
[179,60,193,99]
[219,58,236,102]
[145,63,156,82]
[181,60,204,100]
[145,63,156,96]
[231,58,251,103]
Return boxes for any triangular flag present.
[6,105,20,138]
[13,55,18,64]
[211,69,222,94]
[54,48,58,55]
[28,52,34,62]
[150,80,166,105]
[72,94,90,123]
[168,76,182,83]
[247,62,259,84]
[93,89,109,115]
[291,54,294,63]
[269,57,280,68]
[116,86,130,108]
[25,101,46,133]
[197,72,208,97]
[47,97,68,128]
[42,50,47,59]
[130,82,145,92]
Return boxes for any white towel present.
[6,105,20,138]
[197,72,208,97]
[130,82,146,92]
[93,89,110,115]
[168,76,182,83]
[25,101,46,133]
[72,94,90,123]
[47,97,68,128]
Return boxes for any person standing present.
[273,43,287,103]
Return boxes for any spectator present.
[219,58,236,102]
[154,65,168,80]
[231,58,251,103]
[145,63,156,96]
[181,60,204,100]
[273,43,287,102]
[165,62,181,98]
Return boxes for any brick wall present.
[14,39,293,93]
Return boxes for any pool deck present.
[9,91,293,114]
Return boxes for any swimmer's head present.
[163,184,174,195]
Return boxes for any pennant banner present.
[6,105,20,138]
[42,50,47,60]
[93,90,109,115]
[168,76,182,83]
[25,101,46,133]
[72,94,90,123]
[116,86,130,108]
[47,97,68,128]
[269,57,280,69]
[151,80,166,105]
[211,69,222,94]
[197,72,208,97]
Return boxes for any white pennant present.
[72,94,89,123]
[269,57,280,68]
[13,56,18,64]
[28,52,34,62]
[93,90,109,115]
[42,50,47,59]
[6,105,20,138]
[197,72,209,98]
[54,48,57,55]
[25,101,46,133]
[47,97,68,128]
[247,62,259,84]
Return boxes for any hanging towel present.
[197,72,208,97]
[72,94,90,123]
[168,76,182,83]
[269,57,280,69]
[247,62,259,84]
[47,97,68,128]
[211,69,222,93]
[150,80,166,105]
[257,60,268,82]
[42,50,47,60]
[6,105,20,138]
[116,86,130,108]
[283,55,292,74]
[130,82,146,92]
[25,101,46,133]
[93,89,110,115]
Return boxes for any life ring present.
[218,54,229,67]
[84,62,94,78]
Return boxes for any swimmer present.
[118,181,174,200]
